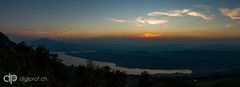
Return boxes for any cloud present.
[148,9,213,20]
[219,7,240,19]
[107,8,213,26]
[136,16,168,26]
[105,18,127,23]
[187,11,213,20]
[105,17,168,26]
[148,9,190,16]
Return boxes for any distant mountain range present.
[27,37,240,52]
[28,38,91,51]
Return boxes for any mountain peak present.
[0,32,16,47]
[36,38,53,41]
[33,38,60,44]
[0,32,10,41]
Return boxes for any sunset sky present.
[1,0,240,40]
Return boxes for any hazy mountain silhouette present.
[29,38,91,51]
[193,44,240,51]
[21,35,240,52]
[34,38,59,44]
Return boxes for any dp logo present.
[3,73,17,84]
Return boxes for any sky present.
[0,0,240,41]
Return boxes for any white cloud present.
[219,7,240,20]
[136,16,168,26]
[187,11,213,20]
[148,9,213,20]
[105,18,127,23]
[148,9,190,16]
[105,17,168,26]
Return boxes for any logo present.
[3,73,17,84]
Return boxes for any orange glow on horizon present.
[143,33,160,38]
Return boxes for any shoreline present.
[51,51,192,75]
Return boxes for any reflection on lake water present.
[52,52,192,75]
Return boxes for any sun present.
[143,33,160,38]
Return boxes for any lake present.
[51,52,192,75]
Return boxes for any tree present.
[138,71,150,87]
